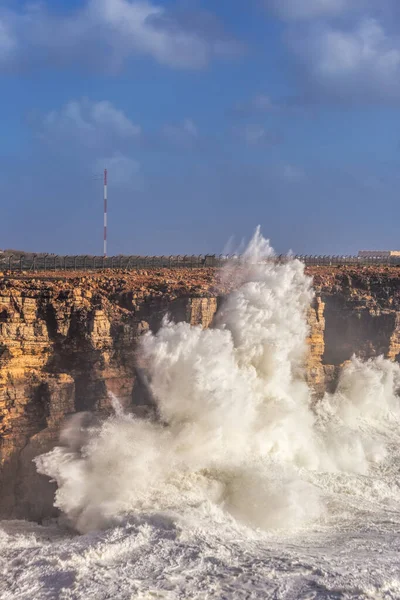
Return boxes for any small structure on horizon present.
[358,250,400,258]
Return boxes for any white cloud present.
[0,18,16,61]
[41,99,140,147]
[39,99,204,157]
[89,101,141,137]
[264,0,358,20]
[251,94,275,110]
[162,118,199,146]
[38,99,141,185]
[0,0,241,71]
[262,0,400,103]
[87,0,225,69]
[290,18,400,100]
[282,164,306,180]
[238,125,282,146]
[95,153,141,187]
[182,118,198,137]
[234,94,277,115]
[244,124,266,145]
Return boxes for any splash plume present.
[35,228,400,534]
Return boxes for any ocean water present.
[2,228,400,600]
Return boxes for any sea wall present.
[1,266,399,520]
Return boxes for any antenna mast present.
[104,168,108,257]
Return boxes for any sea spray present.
[35,228,400,534]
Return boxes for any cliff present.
[1,265,400,521]
[307,266,400,396]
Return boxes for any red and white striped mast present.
[103,168,108,257]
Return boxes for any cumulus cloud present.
[265,0,341,20]
[289,18,400,100]
[250,94,276,110]
[35,98,204,187]
[262,0,400,102]
[265,0,400,22]
[238,125,283,146]
[40,99,141,148]
[38,99,206,157]
[95,153,141,187]
[162,118,199,147]
[232,93,311,116]
[233,94,277,116]
[282,164,306,180]
[0,18,16,60]
[264,0,362,20]
[0,0,241,72]
[36,99,142,187]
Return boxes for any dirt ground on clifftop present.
[1,265,400,298]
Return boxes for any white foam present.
[34,227,400,535]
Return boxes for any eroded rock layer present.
[1,266,399,520]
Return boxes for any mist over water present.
[3,228,400,598]
[35,228,400,536]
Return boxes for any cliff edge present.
[1,265,399,520]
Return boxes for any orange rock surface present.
[1,265,400,520]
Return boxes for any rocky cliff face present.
[307,266,400,396]
[1,266,399,521]
[0,269,223,521]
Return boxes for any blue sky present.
[1,0,400,256]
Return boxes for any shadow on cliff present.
[0,380,60,521]
[322,295,397,365]
[0,296,204,522]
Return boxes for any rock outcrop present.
[1,265,400,521]
[309,266,400,395]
